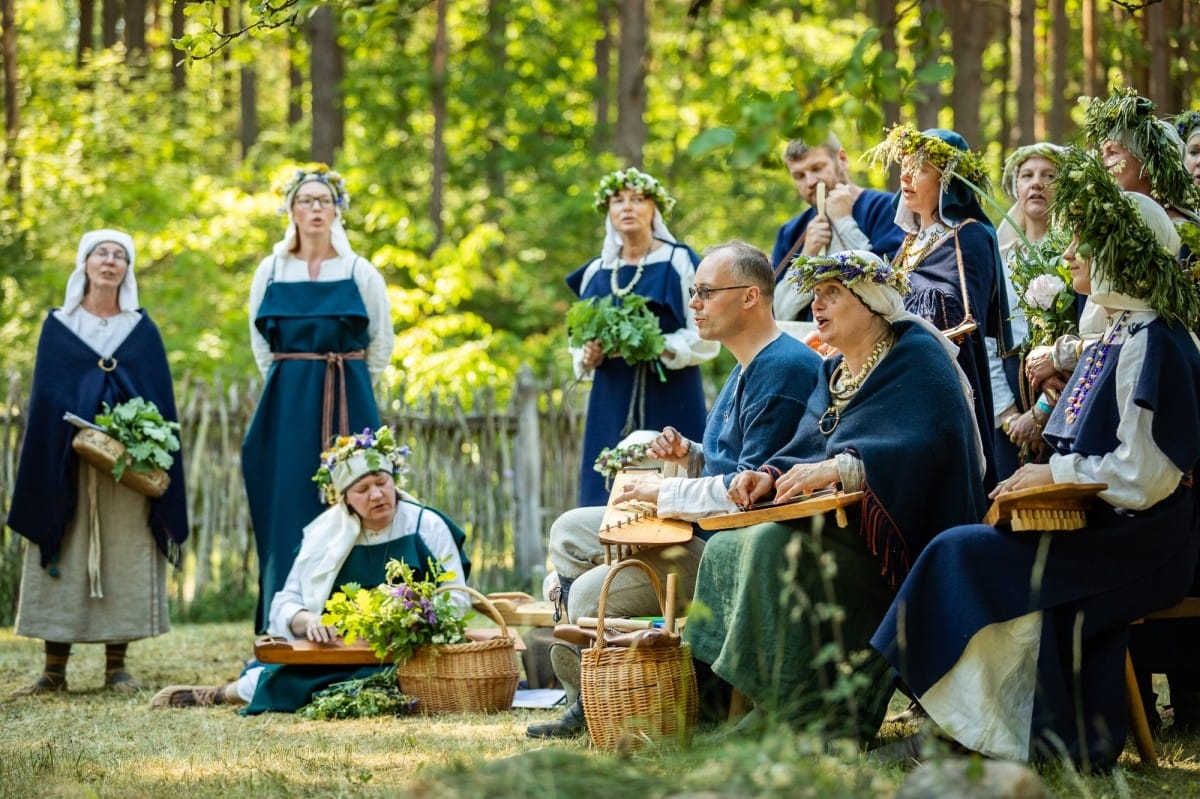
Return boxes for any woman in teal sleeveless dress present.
[242,166,394,632]
[151,427,470,712]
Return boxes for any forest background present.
[0,0,1198,613]
[2,0,1198,402]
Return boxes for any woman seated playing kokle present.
[151,426,470,712]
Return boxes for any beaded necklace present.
[899,222,949,271]
[1063,310,1130,425]
[610,250,650,297]
[818,331,895,436]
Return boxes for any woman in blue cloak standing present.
[566,168,718,506]
[242,165,394,633]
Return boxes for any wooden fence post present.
[512,364,545,586]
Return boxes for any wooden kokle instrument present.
[598,470,693,563]
[253,627,524,665]
[696,488,863,532]
[982,482,1107,531]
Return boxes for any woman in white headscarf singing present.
[566,168,718,506]
[9,229,188,697]
[243,164,394,633]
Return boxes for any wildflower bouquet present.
[1008,229,1077,350]
[94,397,181,481]
[567,294,666,379]
[321,558,468,663]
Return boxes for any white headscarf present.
[271,176,357,260]
[600,209,678,266]
[1111,119,1186,163]
[62,229,139,314]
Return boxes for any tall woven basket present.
[580,559,697,751]
[395,584,520,714]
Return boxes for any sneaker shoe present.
[526,696,587,739]
[149,685,225,709]
[12,676,67,698]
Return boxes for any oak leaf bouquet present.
[566,294,667,382]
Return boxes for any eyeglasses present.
[688,285,750,301]
[294,196,337,209]
[90,248,129,263]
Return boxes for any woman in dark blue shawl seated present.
[871,149,1200,772]
[684,250,986,741]
[149,426,471,713]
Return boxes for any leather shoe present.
[866,732,926,767]
[526,697,587,739]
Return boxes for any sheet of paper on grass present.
[512,688,566,709]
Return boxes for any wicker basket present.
[580,559,697,751]
[395,584,520,714]
[71,427,170,498]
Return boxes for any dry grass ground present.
[1,622,1198,798]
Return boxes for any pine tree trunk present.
[431,0,448,245]
[615,0,647,166]
[309,7,342,164]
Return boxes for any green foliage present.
[1009,230,1077,350]
[94,398,182,480]
[297,666,420,719]
[566,295,667,367]
[321,558,468,662]
[8,0,1198,408]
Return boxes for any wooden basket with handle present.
[580,559,697,751]
[71,427,170,498]
[394,584,520,714]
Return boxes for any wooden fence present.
[0,366,588,616]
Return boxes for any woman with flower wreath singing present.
[867,127,1010,491]
[152,427,470,712]
[566,168,718,506]
[870,149,1200,771]
[242,165,394,633]
[688,251,986,741]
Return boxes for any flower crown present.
[1174,110,1200,142]
[1050,146,1200,330]
[313,426,411,505]
[865,125,991,195]
[592,168,676,217]
[788,251,911,296]
[1081,88,1199,211]
[277,163,350,214]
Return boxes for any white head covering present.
[62,229,139,314]
[1087,192,1180,313]
[1112,119,1186,163]
[271,175,356,260]
[600,209,677,266]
